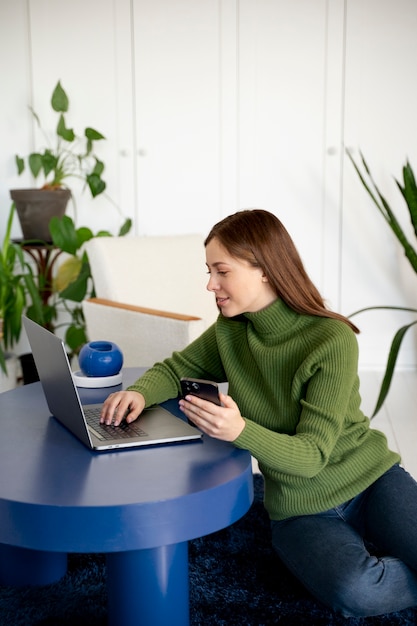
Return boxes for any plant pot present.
[10,188,71,242]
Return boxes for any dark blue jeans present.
[271,464,417,617]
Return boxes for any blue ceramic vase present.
[78,341,123,378]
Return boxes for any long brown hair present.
[205,209,359,333]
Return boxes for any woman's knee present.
[272,513,417,617]
[317,554,417,618]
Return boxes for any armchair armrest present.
[82,298,207,367]
[87,298,202,321]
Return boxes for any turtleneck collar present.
[242,298,304,339]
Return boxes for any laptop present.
[22,316,202,451]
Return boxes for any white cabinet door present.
[237,0,334,296]
[9,0,135,236]
[5,0,416,367]
[132,0,338,297]
[132,0,224,235]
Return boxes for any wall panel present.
[342,0,417,367]
[0,0,32,239]
[1,0,416,366]
[17,0,134,235]
[237,0,329,293]
[132,0,223,235]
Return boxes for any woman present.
[100,209,417,617]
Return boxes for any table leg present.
[106,541,189,626]
[0,544,67,587]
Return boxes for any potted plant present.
[347,150,417,416]
[23,213,132,365]
[11,81,107,242]
[0,203,43,379]
[7,80,132,380]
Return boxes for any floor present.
[252,369,417,478]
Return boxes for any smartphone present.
[180,377,221,406]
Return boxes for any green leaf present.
[26,302,56,329]
[0,350,7,375]
[22,273,45,325]
[348,305,417,416]
[42,151,58,178]
[86,173,106,197]
[65,324,88,354]
[398,161,417,239]
[51,81,69,113]
[49,215,79,255]
[119,218,132,236]
[57,113,75,142]
[59,260,91,302]
[28,153,43,178]
[371,320,417,417]
[15,155,25,175]
[5,202,16,245]
[92,158,104,177]
[347,151,417,274]
[85,127,105,141]
[54,257,82,292]
[69,305,86,327]
[75,226,94,248]
[349,305,417,318]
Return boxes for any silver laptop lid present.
[23,316,94,448]
[22,316,202,450]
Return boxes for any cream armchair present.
[82,234,218,367]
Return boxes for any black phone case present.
[180,378,221,406]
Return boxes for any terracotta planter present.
[10,188,71,242]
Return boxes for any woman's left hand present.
[179,392,245,441]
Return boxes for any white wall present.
[1,0,417,367]
[342,0,417,367]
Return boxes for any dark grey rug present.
[1,475,416,625]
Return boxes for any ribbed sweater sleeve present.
[127,299,399,520]
[126,323,226,405]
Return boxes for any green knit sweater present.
[127,298,400,521]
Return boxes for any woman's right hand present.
[100,390,146,426]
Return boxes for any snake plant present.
[347,150,417,417]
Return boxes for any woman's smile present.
[205,237,277,317]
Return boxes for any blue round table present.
[0,368,253,626]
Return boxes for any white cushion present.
[85,234,218,325]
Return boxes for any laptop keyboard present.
[84,406,148,440]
